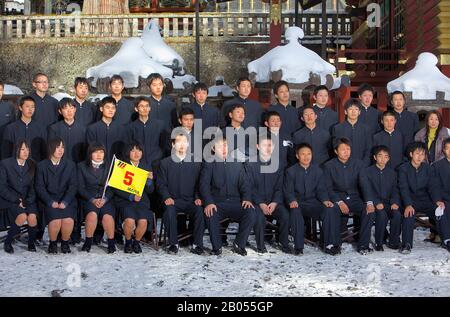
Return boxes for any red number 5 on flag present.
[123,171,135,186]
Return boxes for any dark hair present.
[407,141,427,158]
[295,142,312,153]
[58,97,76,110]
[148,73,164,86]
[264,110,281,122]
[372,145,390,157]
[171,133,188,144]
[19,96,35,108]
[193,82,208,94]
[382,110,396,119]
[47,137,65,158]
[124,142,144,160]
[86,143,106,166]
[236,77,251,88]
[109,74,124,85]
[229,104,245,114]
[14,139,36,178]
[301,106,316,116]
[179,107,195,120]
[357,83,374,96]
[344,98,361,111]
[33,73,48,82]
[100,96,117,108]
[390,90,405,101]
[74,77,90,88]
[442,138,450,152]
[134,96,151,109]
[313,85,329,96]
[273,80,289,95]
[0,80,4,88]
[333,137,351,151]
[425,110,443,143]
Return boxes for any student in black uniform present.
[1,140,38,253]
[73,77,97,127]
[200,137,256,256]
[48,98,87,163]
[35,137,77,254]
[114,143,154,254]
[2,96,47,161]
[284,143,341,255]
[158,134,205,255]
[372,110,405,170]
[86,97,124,161]
[432,138,450,252]
[323,138,373,254]
[357,83,382,134]
[263,111,295,169]
[148,73,178,134]
[247,135,290,253]
[78,144,116,253]
[185,82,223,131]
[30,73,59,127]
[398,142,443,254]
[222,77,263,129]
[177,107,202,161]
[108,75,135,126]
[312,85,338,134]
[267,81,301,136]
[0,80,16,158]
[293,106,331,166]
[390,91,419,147]
[332,98,372,166]
[359,145,402,251]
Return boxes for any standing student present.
[390,91,420,147]
[35,138,77,254]
[2,96,47,161]
[177,107,201,160]
[312,85,338,134]
[158,134,205,255]
[73,77,97,127]
[185,82,223,131]
[0,80,16,158]
[30,73,59,127]
[148,73,178,134]
[0,140,38,253]
[357,83,382,134]
[108,75,135,126]
[78,144,116,253]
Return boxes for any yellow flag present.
[108,159,150,196]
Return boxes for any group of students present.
[0,73,449,257]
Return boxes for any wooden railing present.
[0,13,352,41]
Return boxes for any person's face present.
[179,114,194,131]
[101,102,116,119]
[374,150,390,166]
[33,75,49,93]
[237,80,252,98]
[314,89,328,106]
[173,135,189,154]
[214,140,228,159]
[257,139,273,157]
[410,149,426,165]
[427,113,440,129]
[130,147,143,162]
[91,150,105,162]
[296,147,312,166]
[110,80,124,96]
[276,85,290,104]
[19,100,36,118]
[150,78,164,97]
[229,107,245,123]
[302,108,317,125]
[444,143,450,160]
[345,105,361,121]
[359,91,373,107]
[382,115,396,131]
[18,144,30,161]
[53,143,65,160]
[335,143,351,161]
[265,115,281,132]
[135,100,151,117]
[392,94,405,112]
[0,85,4,100]
[193,89,208,105]
[75,83,89,100]
[59,105,76,121]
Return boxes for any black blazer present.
[0,157,36,208]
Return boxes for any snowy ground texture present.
[1,226,449,297]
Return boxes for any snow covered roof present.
[387,52,450,101]
[3,84,24,95]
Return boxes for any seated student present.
[398,142,446,254]
[246,135,290,254]
[2,96,47,161]
[359,145,402,251]
[432,138,450,252]
[158,134,205,255]
[30,73,59,127]
[78,144,116,253]
[0,80,16,158]
[35,137,77,254]
[391,91,419,147]
[73,77,97,127]
[312,85,338,134]
[284,143,341,255]
[48,98,87,163]
[108,75,135,126]
[267,81,301,137]
[373,110,405,170]
[332,98,372,166]
[323,138,373,254]
[148,73,178,134]
[0,140,38,253]
[357,83,382,134]
[114,143,154,254]
[86,97,124,161]
[293,106,331,166]
[200,137,256,256]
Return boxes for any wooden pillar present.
[44,0,52,14]
[440,64,450,127]
[24,0,31,14]
[269,0,282,49]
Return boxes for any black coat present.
[432,158,450,202]
[150,95,178,133]
[185,102,223,131]
[30,92,59,127]
[245,159,283,205]
[293,126,331,166]
[222,96,263,129]
[77,161,113,202]
[284,163,329,204]
[86,119,124,161]
[332,120,372,166]
[48,120,87,163]
[359,165,400,206]
[313,105,338,133]
[73,99,97,127]
[323,158,365,202]
[267,103,301,137]
[398,162,438,206]
[372,129,405,169]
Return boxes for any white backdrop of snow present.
[387,52,450,101]
[3,84,24,95]
[248,27,336,84]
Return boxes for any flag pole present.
[101,154,116,200]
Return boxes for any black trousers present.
[254,204,289,249]
[402,199,435,247]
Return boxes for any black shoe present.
[132,240,142,254]
[190,246,204,255]
[256,247,267,254]
[124,241,133,254]
[167,245,179,254]
[232,243,247,256]
[4,242,14,254]
[375,245,384,252]
[293,248,303,255]
[445,241,450,252]
[28,243,36,252]
[324,246,339,256]
[48,242,58,254]
[81,242,91,253]
[281,246,292,254]
[357,247,373,255]
[107,244,116,254]
[387,243,400,250]
[400,243,412,254]
[210,248,222,256]
[61,242,71,254]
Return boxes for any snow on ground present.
[0,227,449,297]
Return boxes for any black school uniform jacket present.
[0,157,36,208]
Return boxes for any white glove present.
[435,206,444,217]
